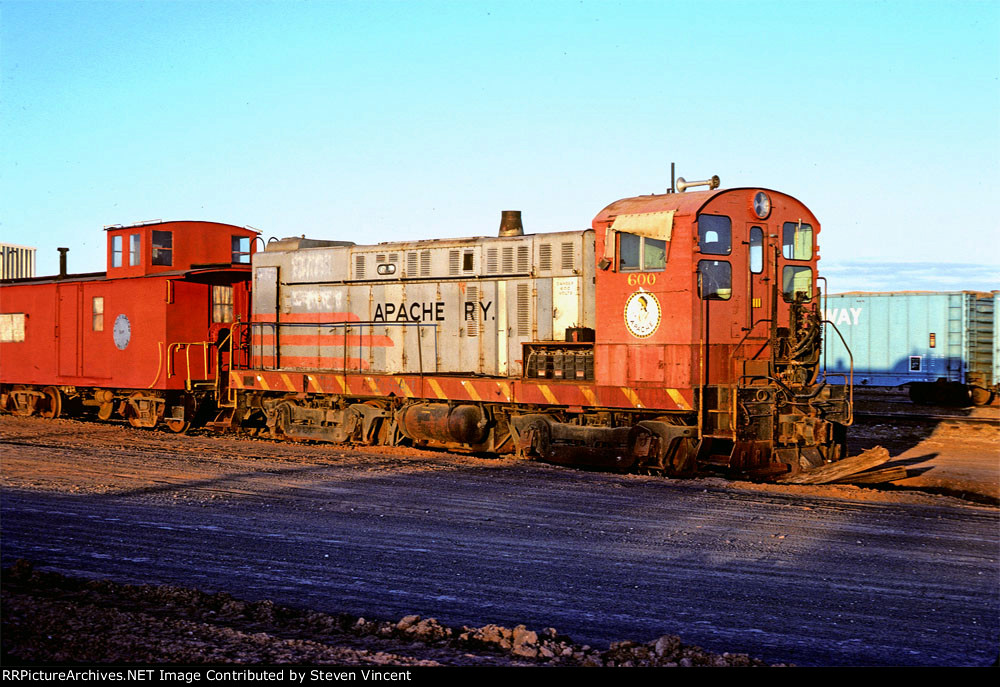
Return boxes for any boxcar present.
[822,291,997,405]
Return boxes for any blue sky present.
[1,0,997,293]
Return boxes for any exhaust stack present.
[58,247,69,279]
[499,210,524,237]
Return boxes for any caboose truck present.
[224,177,852,478]
[0,221,258,429]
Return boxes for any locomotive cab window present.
[618,233,665,272]
[782,265,813,301]
[152,230,173,266]
[782,221,813,260]
[698,260,731,300]
[698,215,731,255]
[749,226,764,273]
[232,236,251,264]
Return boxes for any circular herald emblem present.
[113,314,131,350]
[624,289,660,338]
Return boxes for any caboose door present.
[57,283,81,377]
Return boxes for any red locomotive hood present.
[591,187,810,226]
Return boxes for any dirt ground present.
[2,411,996,506]
[1,412,997,665]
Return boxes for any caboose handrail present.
[166,341,214,391]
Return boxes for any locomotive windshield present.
[698,215,732,255]
[782,221,813,260]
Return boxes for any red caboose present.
[0,220,257,430]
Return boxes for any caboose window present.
[92,297,104,331]
[152,230,173,266]
[112,236,123,267]
[782,266,813,301]
[129,234,141,266]
[0,313,25,342]
[698,260,731,300]
[232,236,251,264]
[749,226,763,273]
[212,285,234,323]
[698,215,731,255]
[782,221,813,260]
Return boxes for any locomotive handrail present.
[729,317,772,360]
[820,318,854,426]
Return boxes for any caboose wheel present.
[38,386,62,419]
[164,395,195,433]
[126,392,164,428]
[9,386,36,416]
[164,417,191,433]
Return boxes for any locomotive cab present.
[593,187,851,476]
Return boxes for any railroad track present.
[853,410,1000,426]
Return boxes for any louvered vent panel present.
[517,283,530,336]
[449,250,460,276]
[389,253,399,263]
[355,254,366,279]
[466,285,478,337]
[539,244,553,271]
[406,252,417,277]
[420,250,431,276]
[502,247,514,273]
[486,248,498,273]
[376,254,386,263]
[517,246,529,273]
[561,242,574,270]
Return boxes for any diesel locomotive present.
[1,177,852,478]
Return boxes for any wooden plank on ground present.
[831,466,909,485]
[778,446,891,485]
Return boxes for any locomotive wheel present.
[970,387,994,407]
[38,386,62,419]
